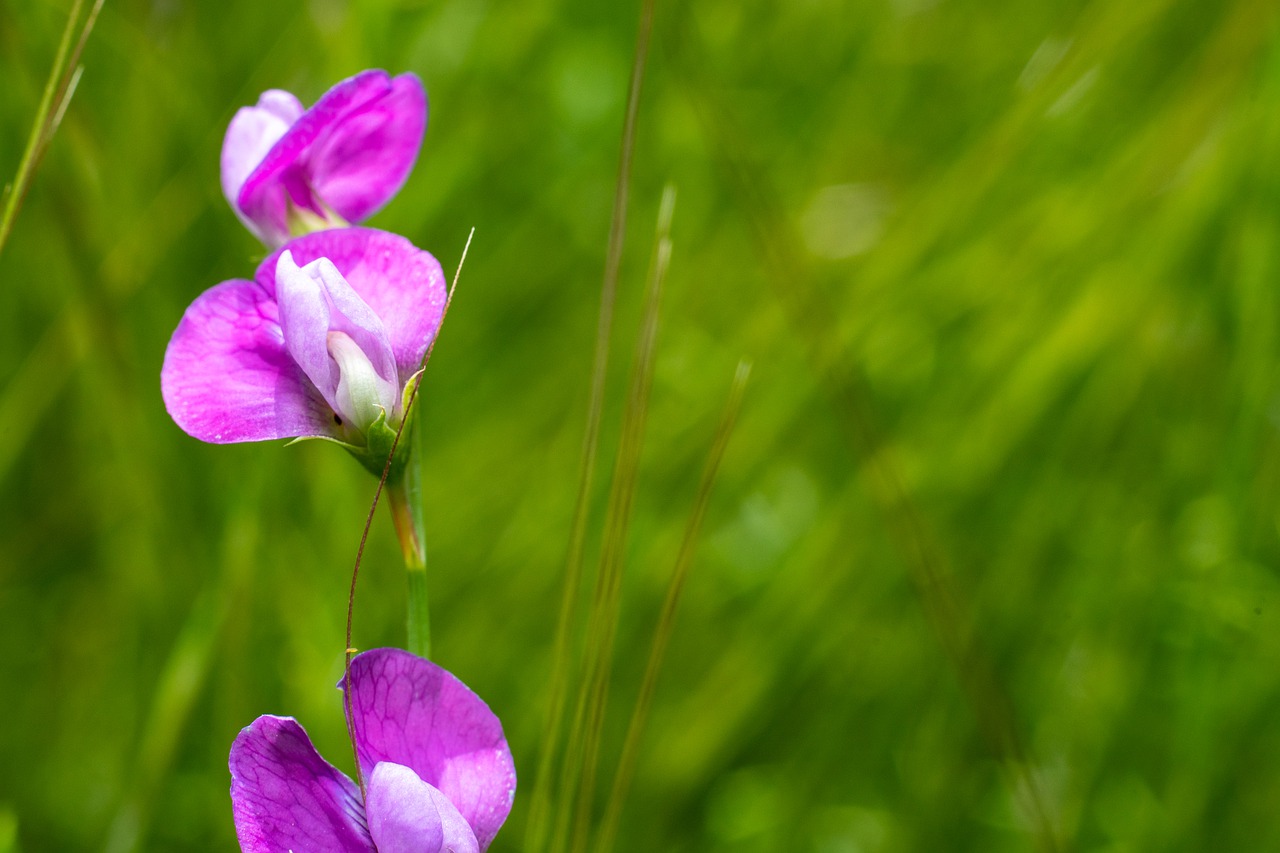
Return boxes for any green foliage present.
[2,0,1280,851]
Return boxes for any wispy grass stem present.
[553,185,674,853]
[524,0,660,848]
[0,0,104,259]
[595,359,750,853]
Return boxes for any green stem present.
[405,563,431,660]
[386,440,430,659]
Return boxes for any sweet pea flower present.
[222,69,427,247]
[161,227,446,467]
[230,648,516,853]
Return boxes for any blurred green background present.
[4,0,1280,850]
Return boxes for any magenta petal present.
[237,70,426,247]
[307,73,427,224]
[161,278,336,442]
[343,649,516,851]
[365,762,480,853]
[229,716,373,853]
[260,229,447,383]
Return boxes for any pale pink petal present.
[221,90,305,245]
[274,250,400,428]
[302,253,400,388]
[365,762,480,853]
[274,250,340,405]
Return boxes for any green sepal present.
[348,405,417,481]
[284,406,416,481]
[401,368,426,416]
[284,434,365,453]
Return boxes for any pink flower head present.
[222,70,427,247]
[161,227,446,457]
[230,648,517,853]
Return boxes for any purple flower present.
[222,69,427,247]
[161,227,446,455]
[230,648,516,853]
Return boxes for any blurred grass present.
[3,0,1280,851]
[0,0,88,256]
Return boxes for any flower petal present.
[343,649,516,851]
[161,278,336,442]
[221,90,305,244]
[365,762,480,853]
[260,229,447,384]
[304,253,400,390]
[275,249,400,429]
[275,251,339,405]
[237,70,426,247]
[229,715,373,853]
[307,73,427,224]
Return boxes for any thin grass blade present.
[553,185,674,853]
[524,0,661,847]
[595,359,750,853]
[0,0,104,259]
